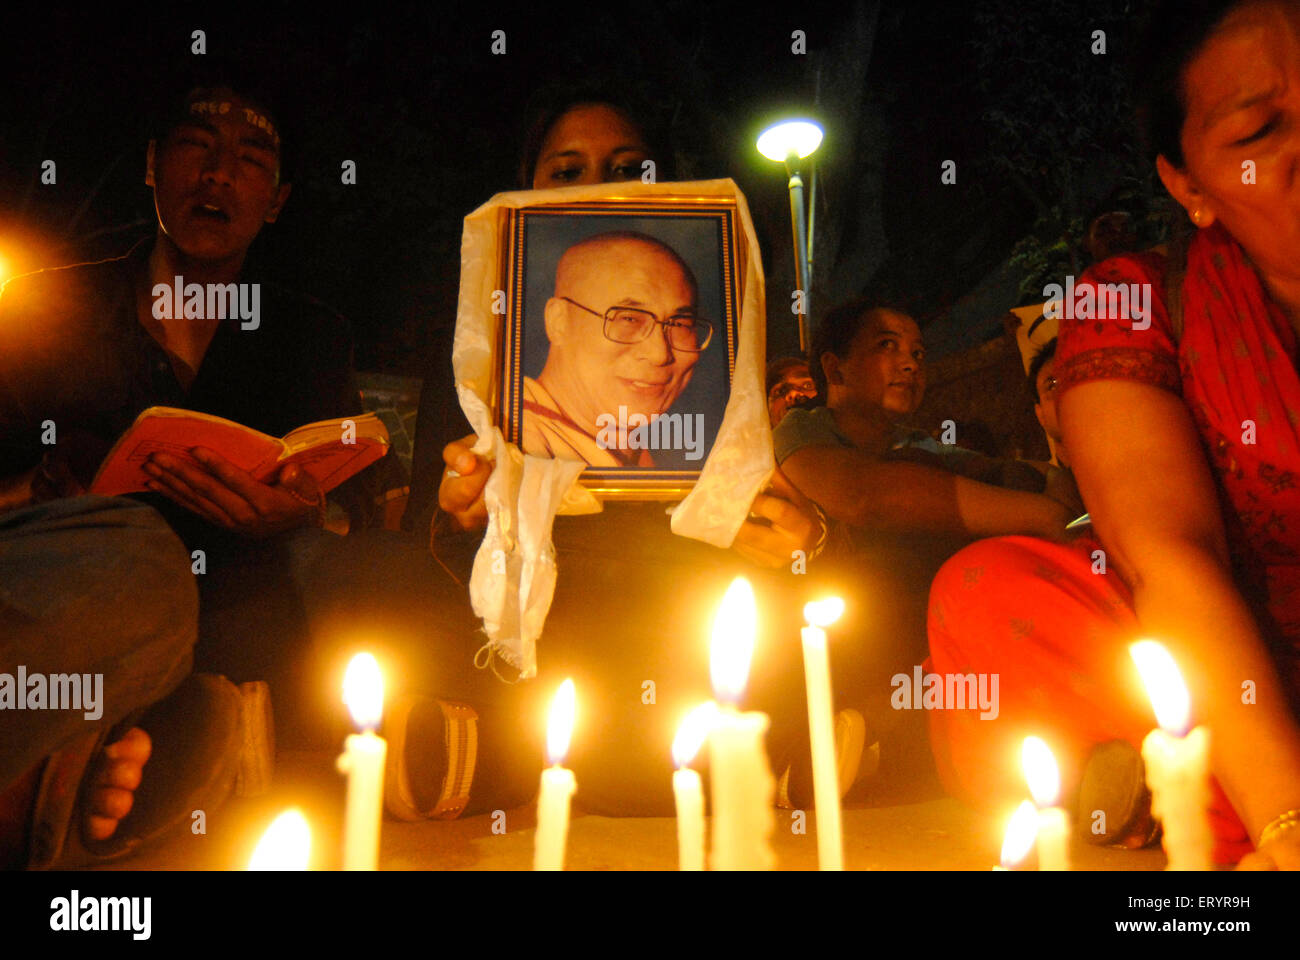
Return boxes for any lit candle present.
[802,597,846,870]
[995,800,1039,870]
[249,808,311,870]
[337,652,387,871]
[1021,736,1070,870]
[708,577,776,871]
[534,678,577,871]
[1130,640,1212,870]
[672,703,716,871]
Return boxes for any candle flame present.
[803,597,845,628]
[547,678,576,766]
[343,652,384,730]
[672,702,718,768]
[710,577,757,704]
[1129,639,1191,736]
[1000,800,1039,868]
[1021,736,1061,807]
[248,809,311,870]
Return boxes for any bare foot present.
[84,728,151,841]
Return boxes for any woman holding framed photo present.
[400,84,847,817]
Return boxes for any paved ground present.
[95,750,1166,871]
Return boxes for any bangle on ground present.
[1258,808,1300,848]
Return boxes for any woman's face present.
[1161,1,1300,284]
[532,103,653,189]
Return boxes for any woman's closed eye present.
[1232,116,1278,147]
[548,166,584,183]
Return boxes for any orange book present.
[90,406,390,496]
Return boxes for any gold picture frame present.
[494,195,741,499]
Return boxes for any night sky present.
[0,1,1163,374]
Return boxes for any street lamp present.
[757,119,823,352]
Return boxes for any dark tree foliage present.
[967,0,1175,300]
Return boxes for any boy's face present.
[828,309,926,419]
[146,88,291,264]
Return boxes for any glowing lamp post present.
[757,118,824,352]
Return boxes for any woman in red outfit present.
[928,0,1300,868]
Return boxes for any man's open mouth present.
[191,202,231,223]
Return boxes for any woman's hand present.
[143,448,324,537]
[731,467,823,569]
[436,433,493,534]
[1062,378,1300,852]
[1237,825,1300,870]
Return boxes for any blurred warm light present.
[1000,800,1039,868]
[1130,639,1191,736]
[710,577,757,705]
[249,809,311,870]
[547,678,576,766]
[803,597,845,628]
[1021,736,1061,806]
[757,120,824,162]
[343,652,383,731]
[672,702,718,769]
[0,253,8,284]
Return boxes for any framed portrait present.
[495,197,741,498]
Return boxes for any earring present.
[1192,209,1203,225]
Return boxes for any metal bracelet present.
[1258,808,1300,848]
[807,502,831,562]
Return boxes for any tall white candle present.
[708,578,776,871]
[1021,736,1070,870]
[1131,640,1212,870]
[534,678,577,871]
[337,653,387,871]
[995,800,1039,870]
[671,703,715,871]
[802,598,846,871]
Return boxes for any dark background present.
[0,0,1174,381]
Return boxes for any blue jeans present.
[0,497,198,787]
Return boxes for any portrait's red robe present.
[520,377,653,468]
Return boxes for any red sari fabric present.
[927,224,1300,864]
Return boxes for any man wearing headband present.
[0,73,380,866]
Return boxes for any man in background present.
[765,356,817,427]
